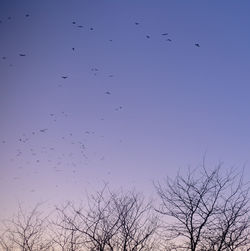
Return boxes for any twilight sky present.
[1,0,250,219]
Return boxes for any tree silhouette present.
[155,164,250,251]
[49,204,84,251]
[55,186,158,251]
[0,164,249,251]
[0,203,52,251]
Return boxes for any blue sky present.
[0,0,250,218]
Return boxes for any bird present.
[25,14,30,17]
[135,22,139,25]
[166,38,172,42]
[161,33,168,36]
[115,106,123,111]
[19,54,26,57]
[72,21,76,24]
[146,35,150,39]
[72,47,75,51]
[195,43,200,47]
[61,76,68,79]
[90,27,94,31]
[77,25,83,28]
[39,129,48,133]
[105,91,111,95]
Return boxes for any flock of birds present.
[0,10,201,193]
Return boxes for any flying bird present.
[115,106,123,111]
[90,27,94,31]
[72,47,75,51]
[105,91,111,95]
[166,38,172,42]
[19,54,26,56]
[195,43,200,47]
[25,14,30,17]
[77,25,83,28]
[161,33,168,36]
[135,22,139,25]
[72,21,76,24]
[61,76,68,79]
[146,35,150,39]
[40,129,48,133]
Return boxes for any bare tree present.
[49,203,84,251]
[155,164,250,251]
[0,229,14,251]
[56,188,120,251]
[111,190,158,250]
[0,203,52,251]
[56,186,158,251]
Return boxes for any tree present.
[155,164,250,251]
[55,186,158,250]
[111,189,158,250]
[50,203,85,251]
[0,203,52,251]
[0,229,14,251]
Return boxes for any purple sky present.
[1,0,250,219]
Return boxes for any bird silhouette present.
[25,14,30,17]
[90,27,94,31]
[77,25,83,28]
[19,54,26,57]
[40,129,48,133]
[61,76,68,79]
[135,22,139,25]
[105,91,111,95]
[167,38,172,42]
[162,33,168,36]
[115,106,123,111]
[195,43,200,47]
[146,35,150,39]
[72,21,76,24]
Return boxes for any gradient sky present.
[1,0,250,219]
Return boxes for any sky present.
[0,0,250,219]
